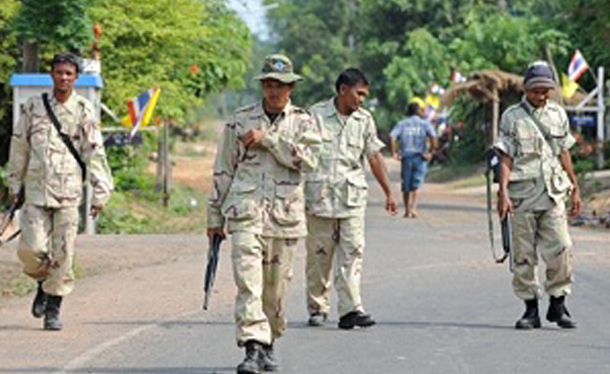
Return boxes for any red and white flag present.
[568,50,589,82]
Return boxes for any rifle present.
[485,148,511,267]
[0,186,25,247]
[203,233,224,310]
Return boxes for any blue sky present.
[226,0,271,40]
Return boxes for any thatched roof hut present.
[442,69,585,107]
[441,69,587,146]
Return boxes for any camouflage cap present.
[253,54,302,83]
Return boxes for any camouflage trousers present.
[231,231,299,346]
[306,215,365,318]
[511,202,573,300]
[17,204,79,296]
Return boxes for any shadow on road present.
[367,200,486,213]
[375,320,514,331]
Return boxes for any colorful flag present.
[124,88,161,138]
[561,73,579,99]
[568,50,589,82]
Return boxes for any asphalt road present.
[1,171,610,374]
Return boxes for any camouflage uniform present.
[494,98,575,300]
[304,98,385,318]
[8,92,113,296]
[207,100,320,346]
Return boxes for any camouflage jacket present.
[8,92,114,208]
[207,101,321,237]
[304,98,385,218]
[494,98,575,203]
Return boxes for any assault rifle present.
[203,233,224,310]
[485,149,512,268]
[0,187,25,247]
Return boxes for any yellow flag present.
[425,94,440,109]
[141,88,161,127]
[561,73,579,99]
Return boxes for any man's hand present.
[239,129,266,148]
[497,189,513,220]
[207,227,226,243]
[569,188,582,217]
[386,194,399,215]
[392,152,401,161]
[90,205,103,219]
[422,152,432,162]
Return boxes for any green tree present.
[14,0,93,72]
[264,0,361,105]
[89,0,251,124]
[0,0,20,165]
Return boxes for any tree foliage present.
[0,0,20,164]
[90,0,251,123]
[0,0,251,169]
[14,0,93,51]
[265,0,575,129]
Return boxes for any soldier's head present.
[335,68,369,115]
[523,61,555,108]
[51,52,80,95]
[254,54,302,113]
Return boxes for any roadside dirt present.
[1,138,219,301]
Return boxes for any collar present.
[521,96,546,115]
[324,97,365,120]
[250,100,293,119]
[49,91,79,114]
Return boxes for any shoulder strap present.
[42,93,87,182]
[519,102,552,143]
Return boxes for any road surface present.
[1,166,609,374]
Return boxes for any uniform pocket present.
[550,169,572,196]
[508,180,536,199]
[304,180,326,206]
[515,121,542,156]
[272,183,304,226]
[345,176,368,207]
[222,183,259,221]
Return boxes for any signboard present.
[569,114,596,128]
[103,132,143,147]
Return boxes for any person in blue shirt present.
[390,102,438,218]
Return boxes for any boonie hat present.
[523,61,556,90]
[253,54,302,83]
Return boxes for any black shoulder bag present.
[41,93,87,182]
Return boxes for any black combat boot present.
[546,296,577,329]
[259,343,279,372]
[44,295,63,331]
[237,340,262,374]
[307,312,328,327]
[31,281,47,319]
[338,310,376,330]
[515,298,541,329]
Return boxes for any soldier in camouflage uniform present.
[495,61,581,330]
[304,68,398,330]
[8,53,113,331]
[206,54,320,374]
